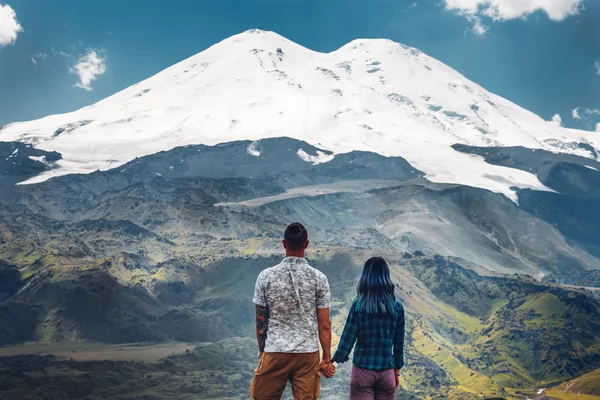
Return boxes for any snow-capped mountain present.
[1,29,598,200]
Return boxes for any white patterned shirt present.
[253,257,330,353]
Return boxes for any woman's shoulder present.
[394,299,405,313]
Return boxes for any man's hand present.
[319,359,336,378]
[395,371,401,389]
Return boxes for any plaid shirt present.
[332,299,405,371]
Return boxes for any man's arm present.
[255,304,269,355]
[316,272,331,361]
[252,272,268,356]
[317,308,332,361]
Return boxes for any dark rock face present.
[453,143,600,275]
[405,255,492,318]
[518,190,600,259]
[0,260,21,302]
[452,144,600,198]
[0,141,62,186]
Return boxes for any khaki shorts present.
[250,351,321,400]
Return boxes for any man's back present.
[253,256,330,353]
[250,222,332,400]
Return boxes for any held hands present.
[319,359,336,379]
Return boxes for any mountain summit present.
[1,29,598,200]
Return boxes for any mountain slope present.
[1,138,597,277]
[548,368,600,398]
[1,30,598,201]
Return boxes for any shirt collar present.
[282,256,308,268]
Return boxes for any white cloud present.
[580,108,600,116]
[549,113,562,127]
[570,107,600,132]
[595,61,600,76]
[30,52,48,64]
[444,0,583,21]
[58,50,75,60]
[0,3,23,46]
[69,49,107,91]
[472,18,488,35]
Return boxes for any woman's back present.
[330,257,406,400]
[335,299,405,371]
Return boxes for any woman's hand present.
[320,360,336,378]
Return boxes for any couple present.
[251,222,405,400]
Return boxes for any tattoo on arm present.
[255,304,269,353]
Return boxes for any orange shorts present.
[250,351,321,400]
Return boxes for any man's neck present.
[285,252,305,258]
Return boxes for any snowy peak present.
[1,30,598,201]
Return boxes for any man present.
[251,222,335,400]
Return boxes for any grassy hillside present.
[546,369,600,399]
[2,245,599,399]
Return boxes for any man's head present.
[283,222,309,257]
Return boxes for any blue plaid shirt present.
[332,299,405,371]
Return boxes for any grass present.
[411,324,505,398]
[547,369,600,399]
[0,341,197,362]
[517,292,568,324]
[489,297,509,316]
[239,238,265,256]
[36,308,59,344]
[545,390,600,400]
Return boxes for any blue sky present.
[0,0,599,131]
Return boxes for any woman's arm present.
[393,303,405,370]
[331,303,359,364]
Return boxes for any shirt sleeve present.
[316,272,330,309]
[393,302,405,370]
[332,302,359,364]
[252,271,267,307]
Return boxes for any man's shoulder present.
[311,266,328,282]
[258,259,328,282]
[257,262,286,280]
[301,263,328,282]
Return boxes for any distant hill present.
[547,369,600,399]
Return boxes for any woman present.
[330,257,405,400]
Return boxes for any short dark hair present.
[284,222,308,250]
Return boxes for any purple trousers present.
[349,366,397,400]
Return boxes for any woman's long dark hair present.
[355,257,396,314]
